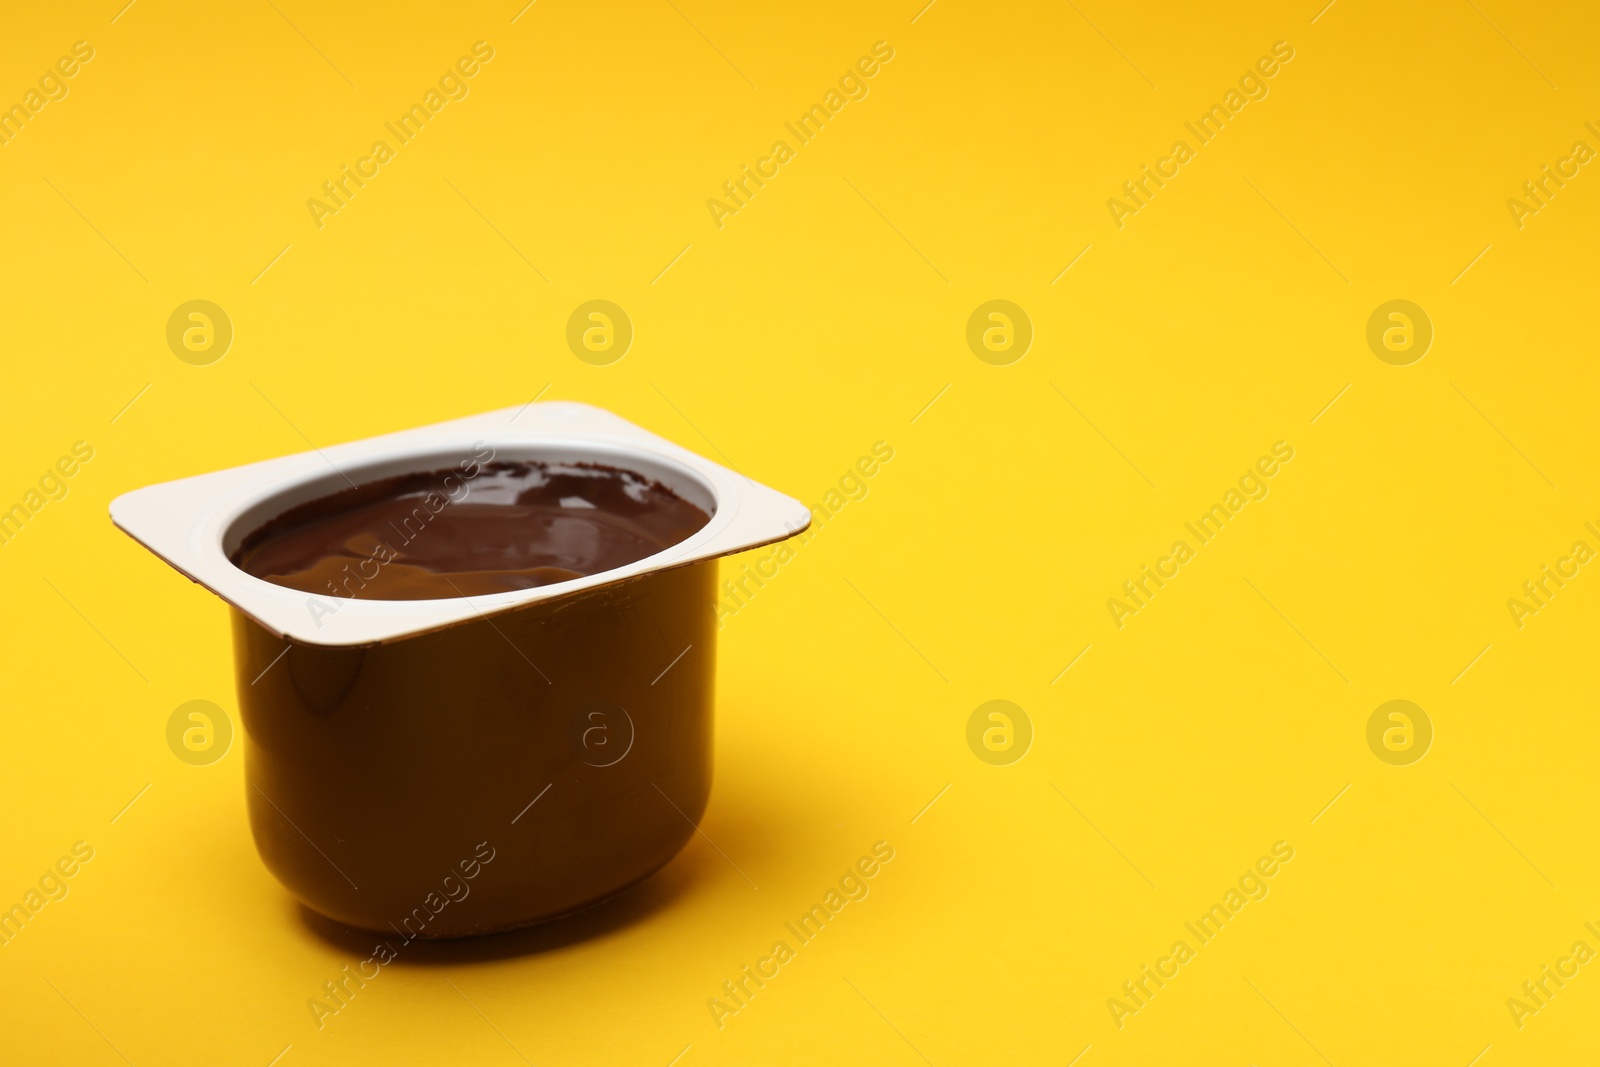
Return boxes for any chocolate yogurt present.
[232,460,712,600]
[109,402,811,937]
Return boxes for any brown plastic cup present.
[111,403,808,936]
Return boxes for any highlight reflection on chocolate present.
[232,460,712,600]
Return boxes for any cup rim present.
[110,401,810,647]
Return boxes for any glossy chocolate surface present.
[232,460,712,600]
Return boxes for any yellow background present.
[2,0,1597,1063]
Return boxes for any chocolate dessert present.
[233,460,712,600]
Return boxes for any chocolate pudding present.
[232,460,712,600]
[112,402,813,937]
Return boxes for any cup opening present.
[220,439,720,601]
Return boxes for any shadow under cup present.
[230,459,719,939]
